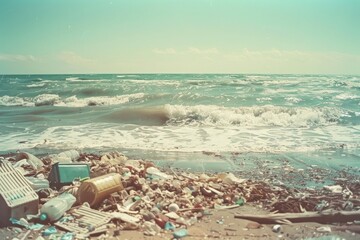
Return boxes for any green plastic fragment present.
[236,198,245,206]
[173,229,188,238]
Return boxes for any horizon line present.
[1,72,359,76]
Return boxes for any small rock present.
[246,222,262,229]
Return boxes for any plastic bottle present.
[16,152,44,170]
[77,173,123,207]
[49,150,80,163]
[40,192,76,222]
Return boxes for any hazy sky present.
[1,0,359,74]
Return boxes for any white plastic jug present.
[40,192,76,222]
[50,150,80,163]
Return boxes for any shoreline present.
[0,150,359,239]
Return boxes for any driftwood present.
[234,210,360,224]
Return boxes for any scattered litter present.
[272,224,281,233]
[16,152,44,170]
[146,166,173,180]
[77,173,123,207]
[49,150,80,163]
[1,150,360,239]
[48,162,90,190]
[42,226,57,236]
[0,162,39,226]
[173,228,188,239]
[164,221,176,231]
[324,185,343,193]
[316,226,332,233]
[40,192,76,222]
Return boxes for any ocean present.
[0,74,359,175]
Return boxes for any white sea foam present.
[256,97,272,102]
[58,93,145,107]
[4,123,358,155]
[27,83,46,88]
[65,77,104,82]
[285,97,303,104]
[65,77,79,81]
[0,96,32,106]
[164,104,343,127]
[34,94,61,106]
[0,93,145,107]
[335,93,360,100]
[125,79,180,86]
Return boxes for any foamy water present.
[0,74,359,168]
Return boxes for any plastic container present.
[16,152,44,170]
[48,162,90,190]
[77,173,123,207]
[0,163,39,226]
[25,177,50,191]
[40,192,76,222]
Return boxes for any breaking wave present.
[0,93,145,107]
[164,104,344,127]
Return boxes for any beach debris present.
[9,218,31,229]
[77,173,123,207]
[146,166,173,180]
[218,172,246,184]
[48,162,90,190]
[316,226,332,233]
[272,224,281,233]
[314,200,329,212]
[41,226,57,236]
[111,212,140,224]
[1,150,360,239]
[0,162,39,227]
[25,177,50,191]
[55,205,112,236]
[173,228,188,239]
[324,185,343,193]
[16,152,44,170]
[48,150,80,163]
[40,192,76,222]
[100,151,127,166]
[168,203,180,212]
[164,222,176,231]
[342,201,354,211]
[143,221,160,236]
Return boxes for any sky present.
[0,0,359,74]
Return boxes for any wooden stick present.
[234,210,360,224]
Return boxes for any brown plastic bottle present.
[77,173,123,207]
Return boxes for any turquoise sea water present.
[0,74,359,174]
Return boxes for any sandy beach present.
[0,150,359,240]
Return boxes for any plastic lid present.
[40,213,47,221]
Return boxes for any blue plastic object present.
[164,221,175,230]
[173,229,188,238]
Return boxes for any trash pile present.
[0,150,359,239]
